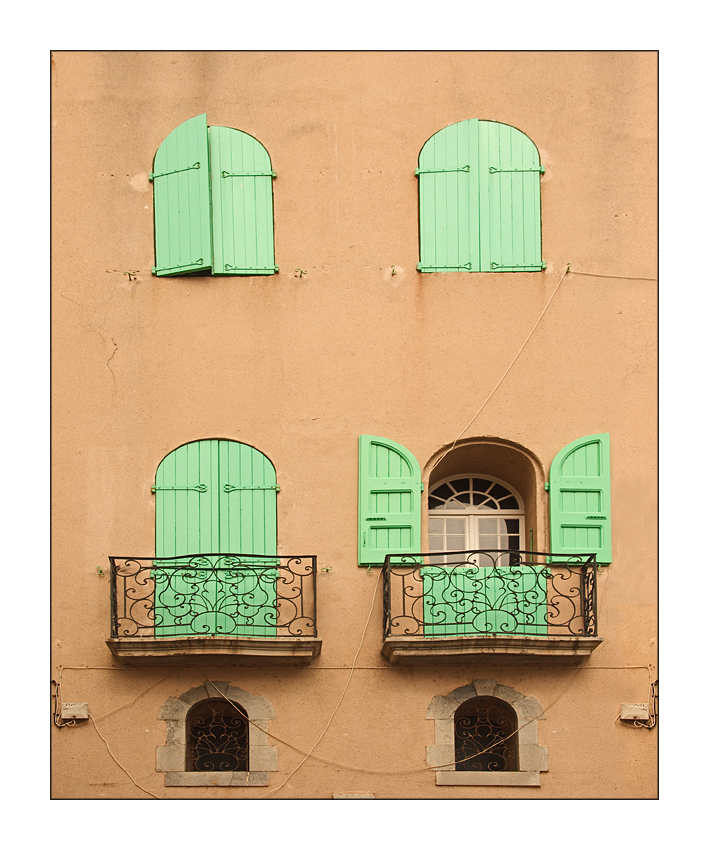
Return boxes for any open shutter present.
[480,120,544,272]
[209,127,278,275]
[549,433,612,564]
[151,114,212,276]
[358,435,422,566]
[417,119,479,272]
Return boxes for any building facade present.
[51,51,658,799]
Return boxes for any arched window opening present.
[417,119,544,273]
[186,699,249,772]
[428,475,524,567]
[454,696,519,771]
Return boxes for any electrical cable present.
[430,263,571,479]
[88,714,161,799]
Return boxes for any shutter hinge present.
[418,262,473,271]
[586,515,607,520]
[221,170,276,178]
[153,258,205,275]
[415,165,470,176]
[489,165,545,174]
[545,482,550,491]
[223,264,279,274]
[151,484,207,493]
[223,484,280,492]
[490,261,546,271]
[149,161,201,181]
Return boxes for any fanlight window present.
[186,699,249,772]
[454,696,518,771]
[428,476,523,565]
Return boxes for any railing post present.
[382,557,391,638]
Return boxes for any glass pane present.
[446,517,467,534]
[472,478,493,494]
[429,517,444,534]
[478,518,499,535]
[499,495,519,509]
[504,519,520,534]
[451,478,470,493]
[490,482,512,502]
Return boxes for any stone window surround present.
[156,681,277,787]
[426,679,548,786]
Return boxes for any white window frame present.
[428,475,525,560]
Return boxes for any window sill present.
[164,771,269,787]
[436,770,541,787]
[106,635,322,666]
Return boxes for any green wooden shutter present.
[480,120,544,272]
[417,119,543,273]
[151,114,212,276]
[209,127,277,275]
[423,565,547,637]
[417,119,479,272]
[358,435,422,566]
[549,433,612,564]
[153,439,277,636]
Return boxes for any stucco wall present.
[51,51,657,799]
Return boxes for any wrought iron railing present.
[382,550,598,639]
[109,554,317,639]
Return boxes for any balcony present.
[106,554,321,666]
[381,550,602,664]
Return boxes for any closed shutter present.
[549,433,612,564]
[417,119,479,273]
[153,439,277,636]
[209,127,277,275]
[480,120,544,272]
[358,435,422,566]
[417,119,543,273]
[151,114,212,276]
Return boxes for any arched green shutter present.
[151,114,212,276]
[549,433,612,564]
[417,119,543,273]
[358,435,422,566]
[153,439,277,636]
[209,127,277,275]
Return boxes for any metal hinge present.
[415,165,470,176]
[223,484,280,492]
[152,484,207,493]
[489,165,545,174]
[490,261,546,271]
[221,170,276,178]
[149,161,201,181]
[152,258,205,274]
[417,262,473,271]
[223,264,279,273]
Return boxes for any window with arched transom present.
[454,696,518,772]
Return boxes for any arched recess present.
[157,682,277,787]
[424,437,547,555]
[426,680,548,786]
